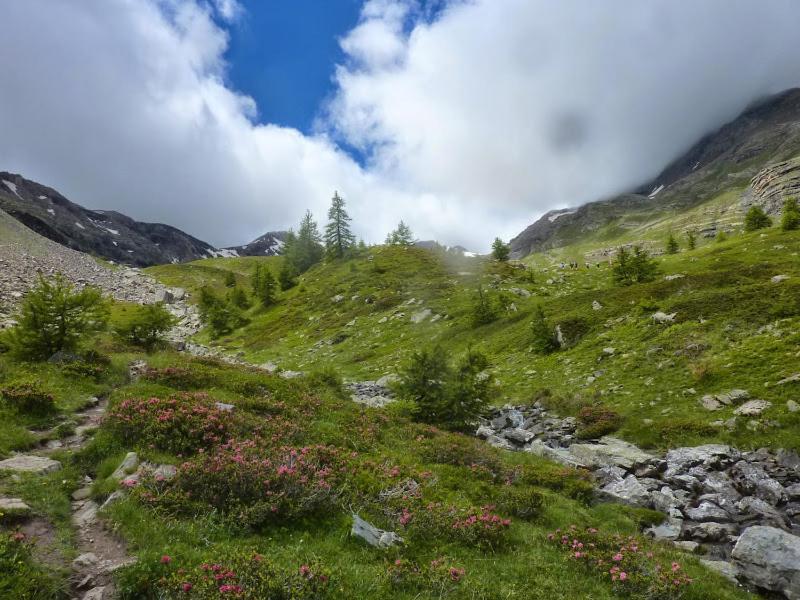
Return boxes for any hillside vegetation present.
[146,223,800,453]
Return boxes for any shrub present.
[252,264,277,307]
[612,247,658,286]
[397,346,496,430]
[198,286,248,337]
[397,500,512,549]
[224,270,237,287]
[119,551,331,600]
[228,286,251,309]
[142,365,214,389]
[418,433,503,475]
[495,485,544,520]
[554,316,590,349]
[0,379,56,415]
[781,196,800,231]
[115,303,175,350]
[106,393,233,454]
[546,526,693,599]
[470,286,499,326]
[576,405,623,439]
[4,274,108,360]
[386,556,466,593]
[530,305,558,353]
[143,441,346,528]
[509,463,595,503]
[744,205,772,231]
[0,532,62,599]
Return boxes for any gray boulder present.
[567,436,655,470]
[732,526,800,598]
[730,461,785,505]
[599,475,651,507]
[0,455,61,474]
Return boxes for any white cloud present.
[1,0,800,252]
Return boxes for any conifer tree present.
[666,233,679,254]
[251,264,277,307]
[686,229,697,250]
[324,191,356,259]
[4,274,108,360]
[530,305,557,354]
[491,237,510,261]
[612,246,658,286]
[386,220,414,246]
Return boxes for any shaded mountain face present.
[224,231,288,257]
[510,88,800,257]
[0,172,224,267]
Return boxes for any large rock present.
[664,445,738,478]
[110,452,139,481]
[732,526,800,598]
[0,497,31,516]
[567,436,655,470]
[599,475,651,507]
[730,461,785,505]
[0,455,61,474]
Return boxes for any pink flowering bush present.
[395,500,512,549]
[142,365,214,389]
[106,393,233,455]
[546,525,693,599]
[120,551,331,599]
[386,556,466,594]
[137,440,348,528]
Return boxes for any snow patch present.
[75,222,86,230]
[463,251,477,257]
[46,208,55,215]
[2,180,22,199]
[38,195,48,200]
[112,241,118,246]
[206,248,239,258]
[548,209,576,223]
[648,184,665,199]
[87,218,119,235]
[692,161,700,171]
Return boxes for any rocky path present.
[479,403,800,598]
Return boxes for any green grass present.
[147,225,800,452]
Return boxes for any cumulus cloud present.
[1,0,800,251]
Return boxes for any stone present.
[0,497,31,516]
[73,552,99,568]
[731,526,800,598]
[567,436,655,470]
[72,487,92,501]
[700,395,722,411]
[475,425,494,439]
[490,409,524,430]
[702,471,741,501]
[673,540,700,553]
[652,311,676,324]
[646,517,683,541]
[73,501,99,528]
[599,475,651,507]
[730,461,785,505]
[525,440,585,468]
[486,435,514,451]
[700,560,739,584]
[664,445,738,478]
[0,455,61,474]
[215,402,235,412]
[683,521,737,542]
[788,400,800,413]
[110,452,139,481]
[331,294,344,303]
[351,514,403,548]
[410,309,432,324]
[602,347,615,356]
[592,300,602,310]
[82,587,108,600]
[771,274,790,283]
[502,428,535,445]
[685,501,731,523]
[100,490,126,510]
[736,497,788,528]
[733,399,771,416]
[777,373,800,385]
[152,464,177,481]
[593,465,626,487]
[717,389,750,405]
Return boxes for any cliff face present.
[744,156,800,215]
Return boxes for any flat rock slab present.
[568,436,656,470]
[0,497,32,516]
[0,455,61,474]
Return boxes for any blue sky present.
[223,1,363,132]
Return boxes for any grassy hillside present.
[146,221,800,452]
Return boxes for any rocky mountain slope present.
[511,88,800,257]
[223,230,288,256]
[0,172,228,266]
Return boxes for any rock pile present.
[346,376,398,408]
[478,404,800,598]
